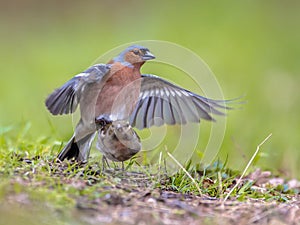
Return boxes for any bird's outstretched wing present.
[129,74,233,129]
[45,64,111,115]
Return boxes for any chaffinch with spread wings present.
[46,45,231,164]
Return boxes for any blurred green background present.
[1,1,299,177]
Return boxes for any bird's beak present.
[142,51,155,61]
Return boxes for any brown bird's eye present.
[133,49,139,55]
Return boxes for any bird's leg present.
[121,162,125,171]
[102,155,110,171]
[102,156,105,171]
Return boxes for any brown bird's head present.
[113,45,155,65]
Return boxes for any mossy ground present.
[1,131,299,225]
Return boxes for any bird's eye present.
[133,49,139,55]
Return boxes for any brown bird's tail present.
[57,133,96,163]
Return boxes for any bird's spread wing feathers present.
[45,64,111,115]
[129,74,232,129]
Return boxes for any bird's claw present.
[95,115,112,128]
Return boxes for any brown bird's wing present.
[45,64,111,115]
[129,74,234,129]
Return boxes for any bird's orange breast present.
[95,62,142,119]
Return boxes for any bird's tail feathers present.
[57,133,96,163]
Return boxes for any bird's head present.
[113,45,155,65]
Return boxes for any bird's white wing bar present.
[45,64,111,115]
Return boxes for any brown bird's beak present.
[142,50,155,61]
